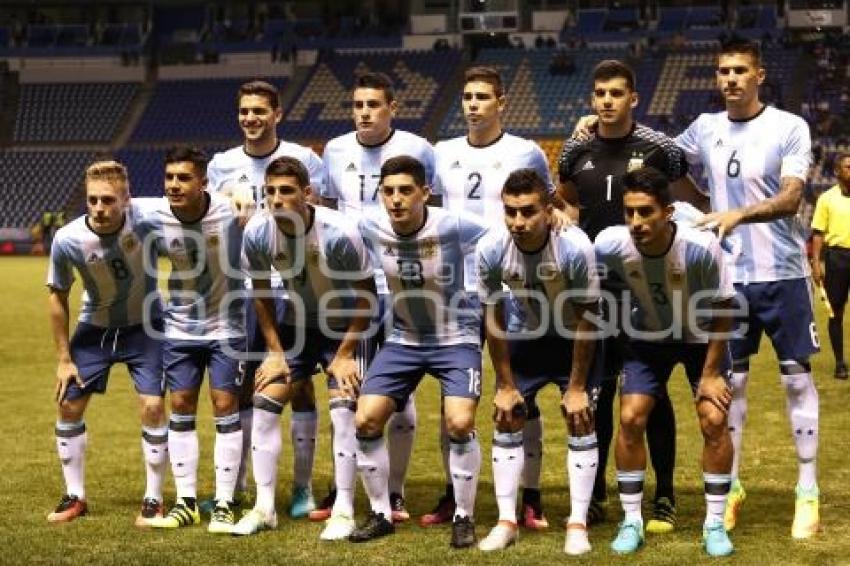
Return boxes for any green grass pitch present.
[2,256,848,565]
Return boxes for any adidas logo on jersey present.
[581,160,595,171]
[238,174,249,183]
[170,238,183,249]
[86,252,102,264]
[714,139,724,148]
[345,163,357,172]
[450,161,461,169]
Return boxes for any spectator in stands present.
[549,50,575,76]
[534,35,544,49]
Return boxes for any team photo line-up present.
[46,38,827,558]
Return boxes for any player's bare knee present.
[697,402,727,441]
[58,398,86,422]
[139,396,165,426]
[445,413,475,439]
[210,389,238,416]
[170,390,198,414]
[355,412,384,437]
[494,413,524,434]
[619,404,649,436]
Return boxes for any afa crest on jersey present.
[627,156,645,172]
[420,238,439,258]
[121,233,138,252]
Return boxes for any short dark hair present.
[592,59,635,92]
[265,156,309,188]
[719,39,761,65]
[464,65,504,98]
[353,71,395,104]
[380,155,427,188]
[165,146,209,176]
[238,80,281,110]
[622,166,672,207]
[502,168,550,205]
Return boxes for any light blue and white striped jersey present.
[47,204,162,327]
[207,140,325,206]
[321,129,434,295]
[321,129,435,216]
[433,132,554,291]
[594,224,736,343]
[359,206,488,346]
[477,225,600,336]
[675,105,812,283]
[242,205,373,329]
[139,194,245,340]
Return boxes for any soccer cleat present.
[419,493,455,526]
[478,521,518,551]
[390,492,410,523]
[320,513,356,541]
[308,489,336,522]
[521,502,549,530]
[47,494,88,523]
[791,485,820,539]
[150,498,200,529]
[564,523,592,556]
[587,496,608,526]
[232,508,278,536]
[208,501,238,534]
[645,496,677,534]
[611,519,644,554]
[450,515,477,549]
[134,497,163,527]
[348,511,394,542]
[289,486,316,519]
[724,480,746,531]
[199,490,246,515]
[703,519,734,557]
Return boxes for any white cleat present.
[478,521,518,552]
[232,508,278,536]
[320,514,356,541]
[564,523,591,556]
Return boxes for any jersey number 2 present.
[467,172,482,200]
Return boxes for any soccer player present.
[811,152,850,380]
[46,161,167,525]
[207,79,325,518]
[426,65,556,529]
[595,167,736,557]
[676,40,819,538]
[348,155,488,547]
[558,59,689,532]
[476,169,601,555]
[313,71,435,523]
[145,147,246,534]
[233,156,376,538]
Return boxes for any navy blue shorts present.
[508,333,604,416]
[730,278,819,362]
[622,341,731,398]
[360,342,482,407]
[277,325,343,389]
[66,321,164,401]
[163,336,246,393]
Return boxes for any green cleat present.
[150,498,200,529]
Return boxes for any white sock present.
[236,407,253,493]
[214,413,242,504]
[55,420,87,499]
[387,395,416,497]
[440,414,451,492]
[329,398,357,517]
[141,425,168,501]
[704,472,731,525]
[522,416,543,490]
[291,410,317,491]
[617,470,644,523]
[168,414,199,500]
[252,396,283,515]
[356,434,391,519]
[781,366,819,490]
[450,432,481,519]
[728,369,748,481]
[492,431,523,524]
[567,433,599,526]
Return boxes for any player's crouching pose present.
[595,167,736,557]
[143,147,247,534]
[476,169,602,555]
[349,155,488,548]
[47,161,167,526]
[233,156,376,538]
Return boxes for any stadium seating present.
[0,150,95,228]
[14,82,139,143]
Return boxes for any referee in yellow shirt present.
[812,152,850,379]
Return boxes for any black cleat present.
[389,492,410,523]
[348,511,394,543]
[450,515,476,548]
[587,496,608,526]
